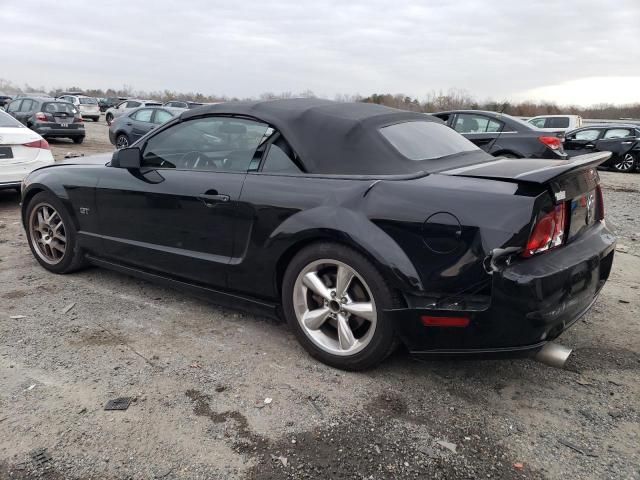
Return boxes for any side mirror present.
[111,147,141,169]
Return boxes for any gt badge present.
[79,207,90,215]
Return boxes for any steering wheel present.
[180,151,215,170]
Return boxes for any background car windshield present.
[379,121,479,161]
[79,97,97,104]
[43,102,76,114]
[0,110,24,127]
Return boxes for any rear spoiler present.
[441,151,611,185]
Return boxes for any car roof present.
[181,98,451,175]
[529,114,580,118]
[569,124,640,130]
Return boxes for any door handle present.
[585,144,595,148]
[126,122,132,126]
[621,141,633,144]
[199,193,230,206]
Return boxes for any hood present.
[58,152,113,165]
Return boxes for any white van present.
[527,115,582,132]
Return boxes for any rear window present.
[0,110,23,128]
[145,102,162,106]
[43,102,77,114]
[78,97,97,104]
[379,121,479,161]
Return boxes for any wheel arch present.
[21,183,80,231]
[271,208,424,299]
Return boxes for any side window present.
[574,129,601,141]
[529,118,546,128]
[153,109,173,124]
[142,116,270,172]
[131,109,153,122]
[7,100,22,113]
[547,117,570,128]
[603,128,633,139]
[261,139,301,174]
[454,114,502,133]
[127,101,141,108]
[19,100,33,112]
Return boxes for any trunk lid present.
[442,152,610,245]
[0,127,42,164]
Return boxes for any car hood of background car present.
[180,98,493,176]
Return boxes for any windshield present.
[379,121,479,161]
[0,110,24,127]
[79,97,97,104]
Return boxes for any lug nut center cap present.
[329,300,341,313]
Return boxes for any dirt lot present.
[0,122,639,480]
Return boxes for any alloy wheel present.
[614,153,635,172]
[29,203,67,265]
[116,135,129,149]
[293,259,377,356]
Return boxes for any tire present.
[73,137,84,144]
[24,192,87,274]
[116,134,130,149]
[282,242,402,371]
[106,113,113,125]
[612,153,636,173]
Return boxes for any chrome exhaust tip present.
[535,342,572,369]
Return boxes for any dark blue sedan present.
[108,106,185,148]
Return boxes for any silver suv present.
[56,95,100,122]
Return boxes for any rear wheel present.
[282,243,401,370]
[106,113,113,125]
[612,153,636,173]
[25,192,87,274]
[73,137,84,144]
[116,134,130,149]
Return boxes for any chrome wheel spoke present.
[337,314,356,350]
[302,271,332,301]
[335,265,354,298]
[343,302,374,321]
[302,307,331,330]
[29,203,67,265]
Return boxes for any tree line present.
[1,78,638,119]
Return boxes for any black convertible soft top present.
[180,98,488,175]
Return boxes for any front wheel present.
[612,153,636,173]
[282,243,401,370]
[25,192,87,274]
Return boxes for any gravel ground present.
[0,124,638,479]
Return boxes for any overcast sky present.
[3,0,640,105]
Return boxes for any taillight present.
[23,139,50,150]
[596,185,604,221]
[522,203,566,258]
[538,136,562,150]
[35,112,47,122]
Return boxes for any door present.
[95,115,271,288]
[5,100,22,121]
[128,108,155,141]
[451,113,503,152]
[595,127,638,165]
[563,128,603,155]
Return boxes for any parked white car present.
[105,99,162,125]
[0,110,54,191]
[56,95,101,122]
[527,115,582,133]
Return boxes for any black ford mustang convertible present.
[21,99,615,370]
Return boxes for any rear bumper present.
[389,221,616,355]
[35,126,85,138]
